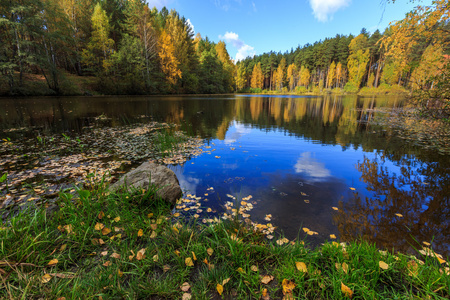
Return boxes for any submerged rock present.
[110,162,182,204]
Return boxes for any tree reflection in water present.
[334,154,450,257]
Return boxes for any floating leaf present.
[136,248,146,260]
[185,257,194,267]
[216,283,223,295]
[261,275,274,284]
[48,259,58,266]
[330,234,336,239]
[41,274,52,283]
[207,248,214,256]
[332,207,339,211]
[349,187,356,191]
[341,282,353,298]
[422,241,431,246]
[173,213,180,217]
[395,213,403,218]
[379,261,389,270]
[137,229,143,237]
[295,262,307,273]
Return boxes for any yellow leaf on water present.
[136,248,146,261]
[185,257,194,267]
[379,261,389,270]
[395,213,403,218]
[48,259,58,266]
[349,187,356,191]
[422,241,431,246]
[296,262,307,273]
[302,227,310,233]
[98,211,105,219]
[332,207,339,211]
[95,223,104,231]
[207,208,212,212]
[137,229,143,237]
[180,282,191,292]
[261,275,274,284]
[330,234,337,239]
[251,265,258,272]
[341,282,353,298]
[41,274,52,283]
[216,283,224,295]
[207,248,214,256]
[236,267,245,274]
[102,227,111,235]
[222,277,231,285]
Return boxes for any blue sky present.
[148,0,432,61]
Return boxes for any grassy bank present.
[1,182,448,299]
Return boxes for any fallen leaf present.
[282,279,296,295]
[101,227,111,235]
[330,234,337,239]
[129,250,135,261]
[103,261,112,267]
[150,224,157,230]
[163,265,171,272]
[173,213,180,217]
[101,251,108,256]
[60,244,67,252]
[111,253,120,259]
[207,248,214,256]
[236,267,245,274]
[185,257,194,267]
[150,231,157,239]
[261,275,274,284]
[180,282,191,292]
[99,239,105,245]
[48,259,58,266]
[152,254,158,262]
[117,269,123,277]
[302,227,310,233]
[222,278,231,285]
[114,216,120,222]
[422,241,431,246]
[332,207,338,211]
[41,274,52,283]
[136,248,146,260]
[395,213,403,218]
[379,261,389,270]
[98,211,105,219]
[296,262,307,273]
[251,265,258,272]
[182,293,191,300]
[192,251,197,261]
[407,260,418,277]
[216,283,223,295]
[137,229,143,237]
[262,288,269,300]
[341,282,353,298]
[95,223,104,230]
[342,262,349,274]
[147,213,153,218]
[349,187,356,191]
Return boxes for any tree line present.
[0,0,235,95]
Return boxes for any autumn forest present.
[0,0,449,99]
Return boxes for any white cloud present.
[294,152,331,182]
[252,1,257,12]
[309,0,351,22]
[219,31,255,61]
[186,19,195,33]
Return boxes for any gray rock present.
[110,162,182,204]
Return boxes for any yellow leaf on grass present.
[251,265,258,272]
[330,234,336,239]
[379,261,389,270]
[207,248,214,256]
[137,229,143,237]
[182,293,191,300]
[342,262,349,274]
[153,254,158,262]
[150,224,157,230]
[296,262,307,273]
[163,265,171,272]
[150,231,157,239]
[191,251,197,261]
[117,269,123,277]
[185,257,194,267]
[114,216,120,222]
[147,213,153,218]
[48,259,58,266]
[222,278,231,285]
[136,248,146,261]
[102,227,111,235]
[103,261,112,267]
[341,282,353,298]
[111,253,120,259]
[41,274,52,283]
[216,283,224,295]
[236,267,245,274]
[282,279,296,294]
[98,211,105,219]
[174,250,180,256]
[261,275,274,284]
[95,223,104,231]
[180,282,191,292]
[129,250,135,261]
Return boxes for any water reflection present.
[1,95,448,256]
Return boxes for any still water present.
[0,95,448,256]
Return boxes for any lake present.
[0,94,448,257]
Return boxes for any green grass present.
[0,182,449,299]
